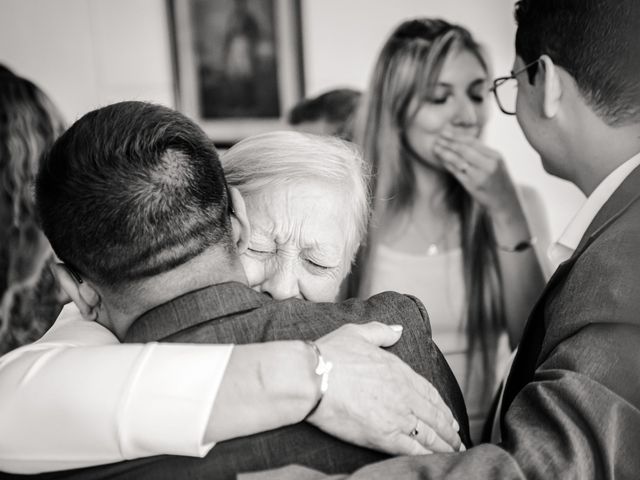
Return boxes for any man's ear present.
[228,186,251,254]
[539,55,562,119]
[51,264,102,321]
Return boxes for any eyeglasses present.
[490,58,540,115]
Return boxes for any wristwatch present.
[497,236,537,252]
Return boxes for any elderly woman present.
[0,130,463,474]
[224,132,369,301]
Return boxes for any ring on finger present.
[408,418,419,438]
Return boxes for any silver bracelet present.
[496,236,537,252]
[304,341,333,418]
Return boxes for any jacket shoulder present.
[544,198,640,346]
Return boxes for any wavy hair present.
[352,19,504,399]
[0,65,66,354]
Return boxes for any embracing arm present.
[0,308,459,474]
[243,322,640,480]
[0,315,233,474]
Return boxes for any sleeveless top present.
[366,244,511,442]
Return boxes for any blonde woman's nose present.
[453,98,478,127]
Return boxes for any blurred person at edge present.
[288,88,362,141]
[0,65,66,356]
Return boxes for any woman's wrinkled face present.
[405,48,490,168]
[240,180,353,302]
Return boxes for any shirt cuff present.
[119,342,233,459]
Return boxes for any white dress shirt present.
[0,303,233,474]
[491,151,640,443]
[548,151,640,266]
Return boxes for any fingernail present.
[452,419,459,432]
[390,325,403,332]
[460,443,466,452]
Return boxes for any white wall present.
[0,0,174,123]
[0,0,583,237]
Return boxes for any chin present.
[413,151,447,172]
[539,155,569,180]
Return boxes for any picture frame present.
[169,0,305,146]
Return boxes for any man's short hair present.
[515,0,640,126]
[36,101,233,288]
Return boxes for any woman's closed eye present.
[248,247,275,255]
[425,93,450,105]
[304,256,341,275]
[306,258,330,270]
[468,82,489,104]
[469,93,486,104]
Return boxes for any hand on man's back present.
[308,322,463,456]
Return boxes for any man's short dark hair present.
[515,0,640,126]
[288,88,361,139]
[36,101,232,288]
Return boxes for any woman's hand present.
[433,130,521,218]
[433,130,540,248]
[308,322,464,456]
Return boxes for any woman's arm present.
[492,185,550,347]
[434,135,550,347]
[0,306,234,474]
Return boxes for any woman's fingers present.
[440,129,503,160]
[406,386,462,451]
[435,136,494,171]
[434,142,470,172]
[389,434,433,456]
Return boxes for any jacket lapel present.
[500,165,640,424]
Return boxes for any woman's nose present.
[262,264,301,300]
[453,98,478,127]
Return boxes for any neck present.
[575,135,640,197]
[99,248,247,340]
[562,106,640,196]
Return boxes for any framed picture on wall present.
[169,0,305,145]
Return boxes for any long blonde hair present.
[352,19,504,397]
[0,66,66,354]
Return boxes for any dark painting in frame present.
[169,0,305,145]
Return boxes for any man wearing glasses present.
[253,0,640,478]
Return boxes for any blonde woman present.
[351,19,551,441]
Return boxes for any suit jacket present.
[246,165,640,480]
[1,287,469,480]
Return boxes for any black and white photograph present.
[0,0,638,479]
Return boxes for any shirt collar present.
[124,282,270,343]
[548,151,640,266]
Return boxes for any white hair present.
[221,131,371,260]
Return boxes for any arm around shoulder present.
[0,310,235,473]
